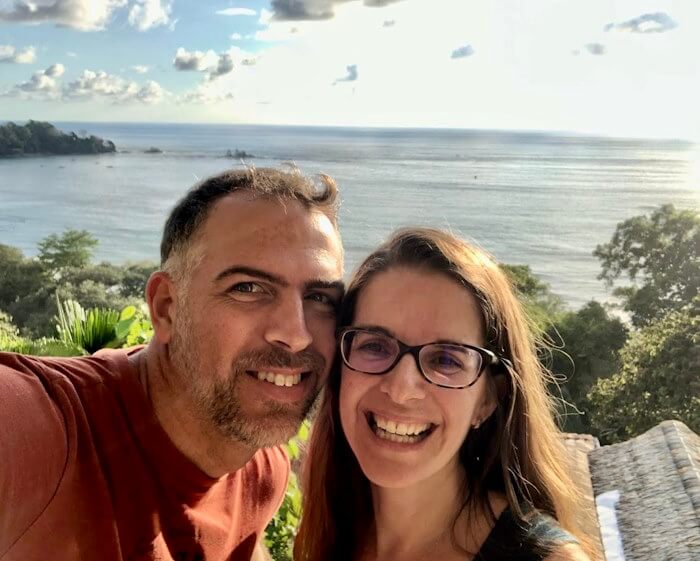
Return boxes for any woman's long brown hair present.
[294,228,597,561]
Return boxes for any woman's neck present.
[367,459,465,561]
[364,461,509,561]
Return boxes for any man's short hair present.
[160,167,339,278]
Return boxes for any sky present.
[1,0,699,139]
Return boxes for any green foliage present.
[501,264,565,330]
[2,337,87,357]
[38,229,99,272]
[594,204,700,327]
[0,120,116,157]
[586,298,700,444]
[115,305,154,346]
[0,310,21,351]
[547,301,628,432]
[264,421,309,561]
[55,298,122,354]
[0,237,157,338]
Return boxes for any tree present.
[501,264,565,330]
[547,301,628,432]
[594,204,700,327]
[586,297,700,444]
[37,229,99,272]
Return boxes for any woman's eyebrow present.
[351,324,395,337]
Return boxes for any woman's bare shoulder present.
[543,543,591,561]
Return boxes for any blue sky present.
[1,0,699,139]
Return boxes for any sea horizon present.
[2,121,698,310]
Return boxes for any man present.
[0,168,345,561]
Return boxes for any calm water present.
[1,122,698,309]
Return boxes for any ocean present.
[1,122,698,309]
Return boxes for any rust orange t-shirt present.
[0,349,289,561]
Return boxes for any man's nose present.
[263,295,313,353]
[378,354,426,404]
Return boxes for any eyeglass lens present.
[342,329,483,387]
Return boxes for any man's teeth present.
[374,414,430,436]
[255,371,302,387]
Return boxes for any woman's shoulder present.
[542,543,590,561]
[476,504,579,561]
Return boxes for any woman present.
[294,228,596,561]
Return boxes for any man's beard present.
[169,312,327,449]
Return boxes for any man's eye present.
[306,292,338,310]
[230,282,263,294]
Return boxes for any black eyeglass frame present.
[338,327,507,389]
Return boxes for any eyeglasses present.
[338,327,505,389]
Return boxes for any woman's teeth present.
[255,371,302,387]
[372,414,432,443]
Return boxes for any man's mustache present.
[235,346,327,376]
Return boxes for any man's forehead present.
[195,193,343,276]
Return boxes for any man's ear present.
[146,271,177,344]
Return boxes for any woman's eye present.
[356,340,390,355]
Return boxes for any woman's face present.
[339,266,496,490]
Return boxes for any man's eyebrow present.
[215,266,287,286]
[305,279,345,292]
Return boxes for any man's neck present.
[129,343,256,478]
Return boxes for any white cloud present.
[45,63,65,77]
[128,0,173,31]
[63,69,167,103]
[173,47,218,71]
[450,44,474,59]
[179,84,235,104]
[0,44,36,64]
[132,65,150,73]
[259,8,274,25]
[270,0,404,21]
[333,64,357,84]
[216,7,256,16]
[230,33,243,40]
[67,51,77,57]
[133,80,165,103]
[0,0,128,31]
[207,53,234,80]
[0,0,172,31]
[3,64,63,99]
[604,12,677,34]
[584,43,606,56]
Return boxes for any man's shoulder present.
[237,446,290,515]
[245,446,290,489]
[0,347,138,393]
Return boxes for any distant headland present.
[0,120,116,157]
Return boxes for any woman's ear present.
[473,374,501,428]
[145,271,177,344]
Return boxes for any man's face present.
[167,193,343,449]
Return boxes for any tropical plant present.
[55,298,122,354]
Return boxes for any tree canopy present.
[38,229,99,271]
[0,120,116,157]
[594,204,700,327]
[587,297,700,443]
